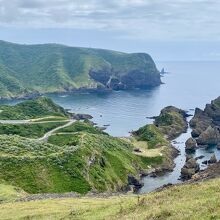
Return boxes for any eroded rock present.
[196,126,220,146]
[185,137,197,152]
[181,156,200,180]
[208,154,217,164]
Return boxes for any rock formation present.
[190,97,220,147]
[181,156,200,180]
[185,137,197,152]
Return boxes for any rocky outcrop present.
[190,97,220,146]
[191,161,220,182]
[127,174,143,191]
[208,154,217,164]
[73,114,93,120]
[181,156,200,180]
[154,106,188,140]
[197,126,220,146]
[190,108,212,138]
[185,138,197,152]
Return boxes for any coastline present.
[0,84,162,101]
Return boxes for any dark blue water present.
[1,61,220,193]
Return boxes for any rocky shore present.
[189,96,220,147]
[133,106,189,183]
[154,106,189,140]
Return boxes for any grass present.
[133,124,168,149]
[0,122,66,138]
[0,97,69,120]
[54,120,106,135]
[0,183,27,203]
[31,116,68,122]
[0,178,220,219]
[0,40,160,99]
[49,132,163,192]
[0,130,163,194]
[129,137,164,157]
[0,98,167,195]
[154,106,187,139]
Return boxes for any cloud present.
[0,0,220,41]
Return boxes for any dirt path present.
[38,120,75,141]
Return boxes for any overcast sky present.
[1,0,220,61]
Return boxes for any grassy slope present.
[0,98,163,194]
[0,179,219,219]
[54,120,106,135]
[0,183,27,203]
[0,96,69,119]
[0,122,66,138]
[154,106,187,139]
[133,124,168,149]
[133,106,187,146]
[0,40,160,98]
[0,121,163,194]
[48,131,163,193]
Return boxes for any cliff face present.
[0,41,161,99]
[190,96,220,146]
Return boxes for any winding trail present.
[0,118,76,142]
[38,119,75,141]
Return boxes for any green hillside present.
[0,40,161,99]
[0,131,162,194]
[0,96,69,119]
[0,97,168,195]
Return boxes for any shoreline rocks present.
[208,154,217,164]
[128,174,143,191]
[181,156,200,180]
[190,97,220,147]
[73,113,93,120]
[185,137,197,152]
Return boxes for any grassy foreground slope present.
[0,40,161,99]
[0,178,219,220]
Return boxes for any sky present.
[1,0,220,61]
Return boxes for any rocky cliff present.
[190,96,220,146]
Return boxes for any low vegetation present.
[0,183,27,203]
[0,96,69,120]
[133,106,187,149]
[0,132,163,194]
[133,124,168,149]
[0,122,66,138]
[0,98,177,200]
[31,116,68,122]
[154,106,188,139]
[1,178,220,219]
[54,120,106,135]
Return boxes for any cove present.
[1,61,220,193]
